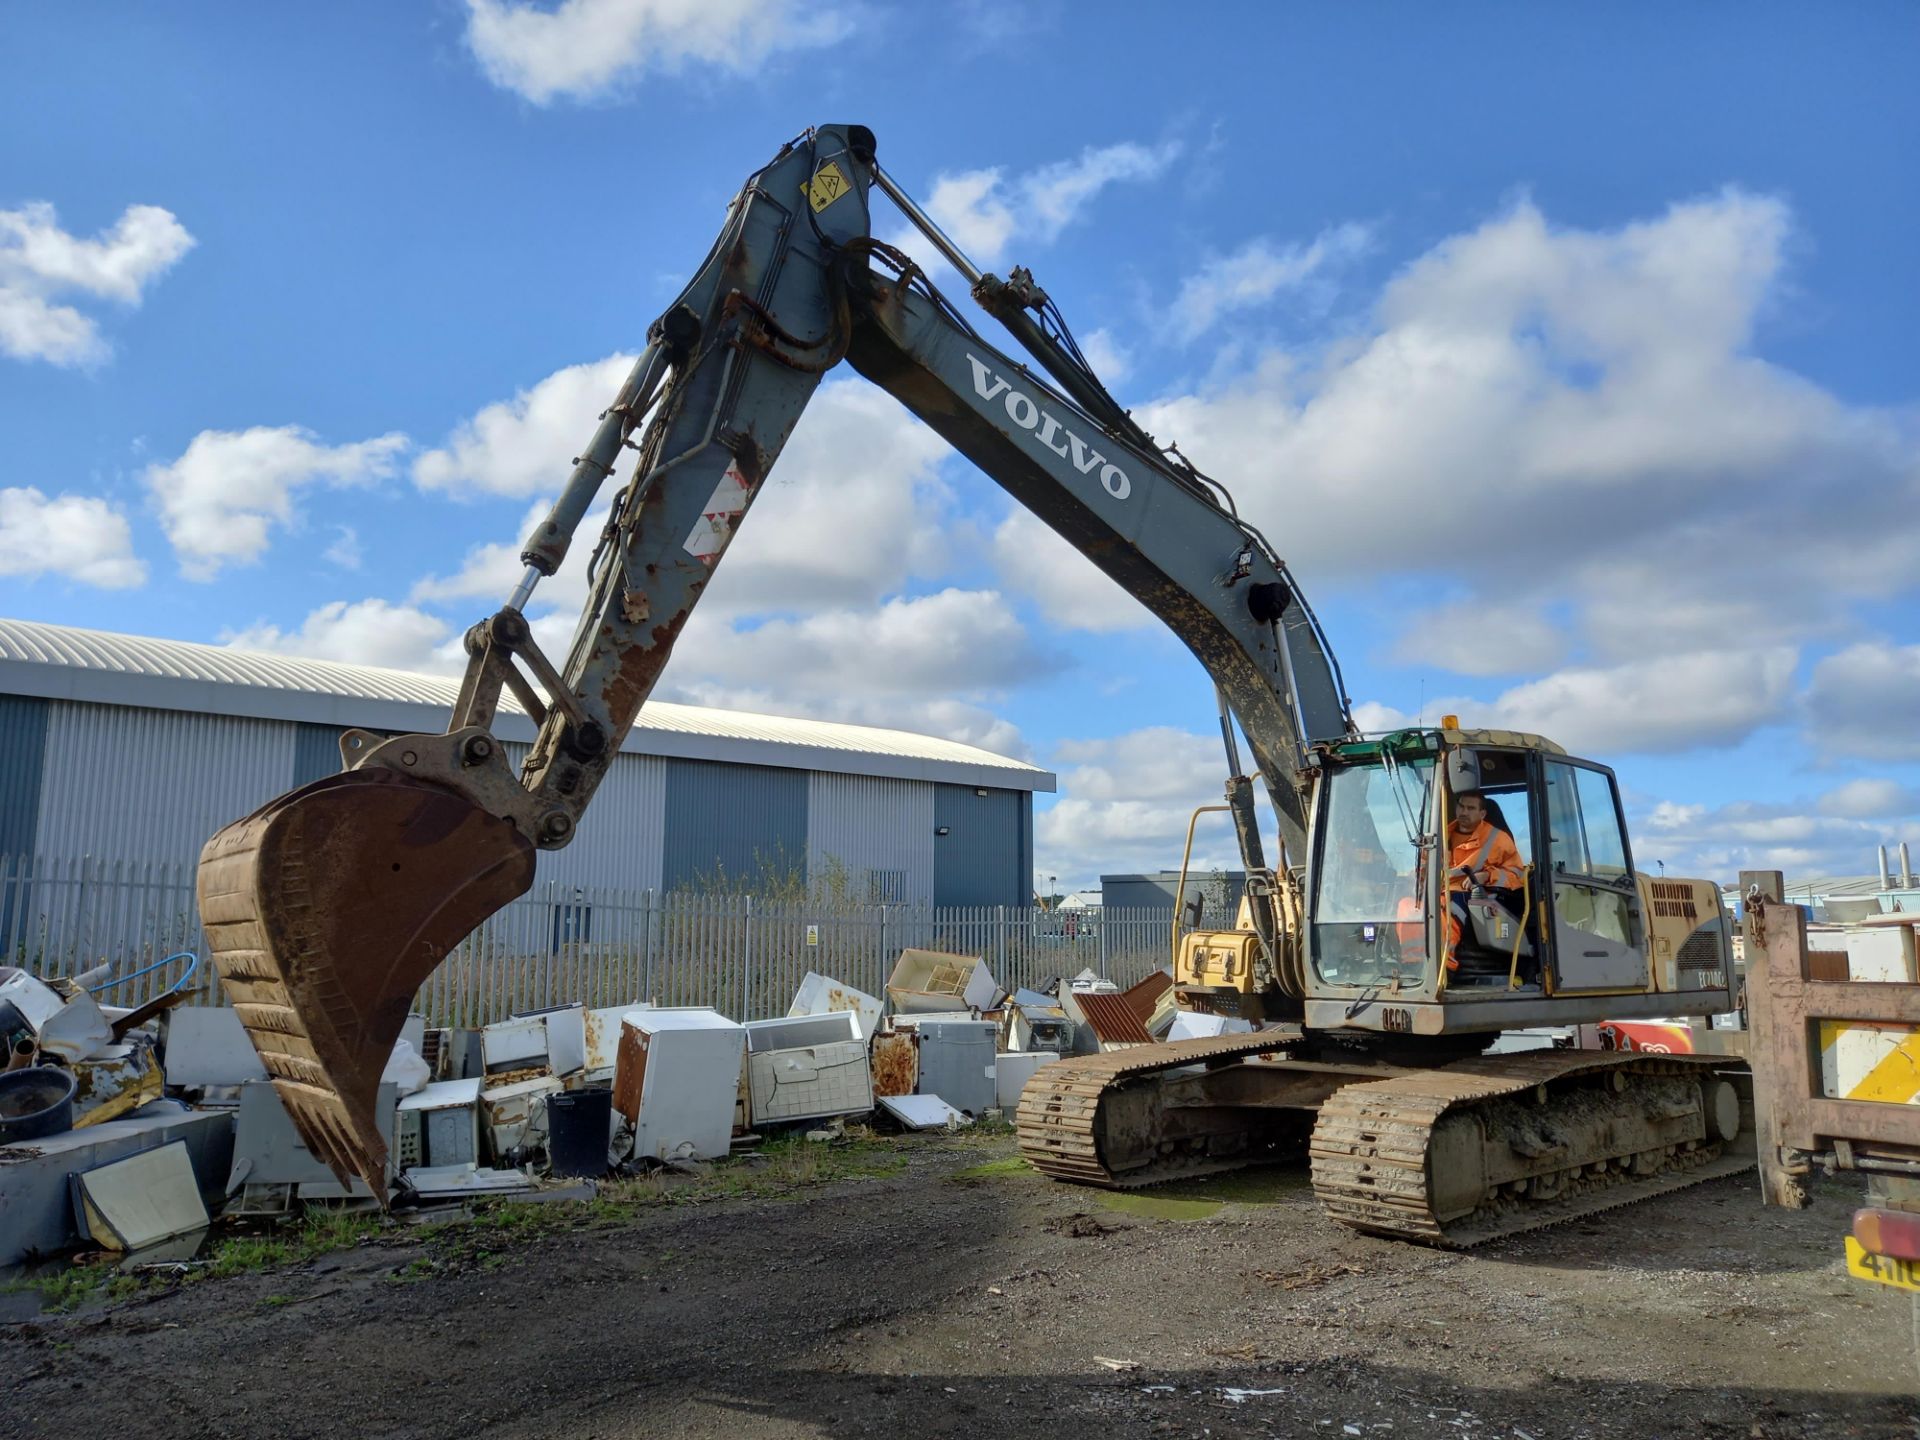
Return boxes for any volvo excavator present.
[198,125,1749,1247]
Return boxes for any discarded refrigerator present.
[887,948,998,1015]
[612,1008,745,1162]
[914,1019,997,1117]
[788,971,883,1040]
[396,1078,483,1171]
[742,1012,873,1126]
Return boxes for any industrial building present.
[1101,870,1248,920]
[0,619,1052,908]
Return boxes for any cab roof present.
[1330,727,1569,760]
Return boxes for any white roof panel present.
[0,617,1053,793]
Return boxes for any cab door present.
[1541,759,1649,992]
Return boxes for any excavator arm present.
[196,124,1354,1195]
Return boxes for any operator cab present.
[1306,725,1651,1003]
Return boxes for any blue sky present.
[3,2,1917,889]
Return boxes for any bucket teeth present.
[197,768,536,1199]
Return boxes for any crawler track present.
[1015,1034,1299,1187]
[1309,1051,1750,1246]
[1018,1038,1751,1248]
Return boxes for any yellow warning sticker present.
[805,161,850,214]
[1845,1236,1920,1293]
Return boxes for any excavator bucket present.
[196,767,536,1197]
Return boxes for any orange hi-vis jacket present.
[1448,820,1523,892]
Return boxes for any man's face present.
[1454,795,1485,833]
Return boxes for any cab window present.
[1545,761,1630,879]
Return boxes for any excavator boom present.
[197,123,1352,1193]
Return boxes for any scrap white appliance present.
[197,125,1747,1244]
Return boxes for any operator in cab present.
[1444,790,1523,965]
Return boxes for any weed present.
[388,1257,437,1285]
[6,1263,116,1313]
[262,1293,293,1307]
[205,1206,385,1279]
[949,1157,1030,1182]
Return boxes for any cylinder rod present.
[868,161,987,288]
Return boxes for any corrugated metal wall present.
[501,743,668,893]
[933,784,1030,907]
[0,695,48,854]
[31,701,294,861]
[291,722,347,786]
[13,700,1032,908]
[805,772,935,903]
[661,757,808,892]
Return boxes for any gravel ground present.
[3,1132,1915,1440]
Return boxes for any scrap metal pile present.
[0,947,1183,1267]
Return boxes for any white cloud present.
[1635,781,1920,882]
[462,0,847,104]
[414,354,635,498]
[0,486,146,588]
[221,599,459,675]
[144,426,408,580]
[894,140,1181,270]
[1170,222,1372,342]
[990,508,1148,633]
[696,381,956,616]
[414,500,580,607]
[410,375,956,628]
[0,202,194,366]
[1077,328,1131,383]
[668,587,1046,700]
[323,525,362,570]
[1355,647,1797,755]
[1137,191,1920,687]
[1818,778,1920,821]
[1807,643,1920,760]
[1035,726,1253,882]
[1392,601,1569,677]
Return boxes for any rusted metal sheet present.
[70,1042,164,1126]
[1120,970,1171,1023]
[870,1029,917,1097]
[1065,990,1154,1050]
[583,1004,639,1081]
[480,1074,561,1157]
[612,1017,651,1127]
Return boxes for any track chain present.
[1015,1033,1298,1187]
[1309,1051,1749,1247]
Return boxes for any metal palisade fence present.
[1,853,1178,1027]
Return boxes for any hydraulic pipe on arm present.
[195,126,884,1196]
[194,121,1354,1197]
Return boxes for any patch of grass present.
[1097,1191,1223,1222]
[204,1206,386,1279]
[262,1293,293,1307]
[102,1273,150,1304]
[949,1157,1031,1182]
[5,1261,117,1313]
[387,1257,437,1285]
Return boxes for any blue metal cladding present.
[291,723,346,787]
[805,773,936,904]
[0,695,48,941]
[661,758,809,892]
[0,695,48,855]
[932,784,1029,908]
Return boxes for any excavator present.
[197,124,1749,1246]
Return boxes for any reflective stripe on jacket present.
[1447,820,1522,891]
